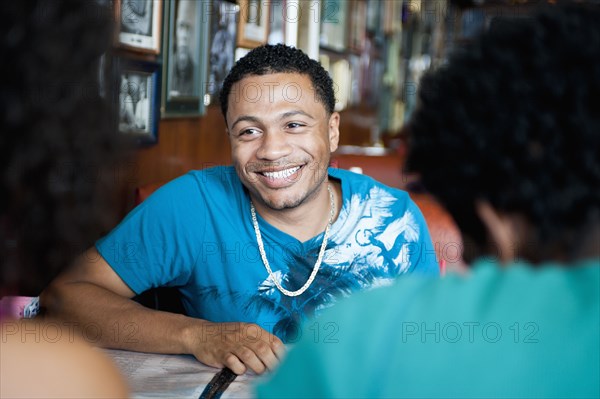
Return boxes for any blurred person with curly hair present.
[1,1,128,397]
[256,3,599,398]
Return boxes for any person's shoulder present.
[442,258,600,318]
[329,167,410,201]
[329,166,379,186]
[1,320,129,398]
[318,258,599,331]
[183,166,245,207]
[127,167,240,215]
[186,166,240,187]
[470,257,600,287]
[151,166,240,197]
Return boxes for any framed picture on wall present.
[267,0,285,44]
[348,0,367,51]
[161,0,210,117]
[237,0,270,48]
[207,0,239,105]
[320,0,348,52]
[118,58,161,145]
[116,0,162,54]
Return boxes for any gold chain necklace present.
[250,184,335,297]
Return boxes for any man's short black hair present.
[219,44,335,121]
[407,3,600,262]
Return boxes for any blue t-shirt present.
[97,166,438,341]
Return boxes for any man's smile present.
[260,165,301,180]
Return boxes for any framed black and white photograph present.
[161,0,209,117]
[207,0,239,104]
[117,0,162,54]
[118,59,160,145]
[267,0,285,44]
[237,0,270,48]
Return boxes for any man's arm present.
[41,247,285,375]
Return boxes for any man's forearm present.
[40,282,201,354]
[40,261,286,375]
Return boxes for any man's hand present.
[43,248,286,376]
[185,321,286,375]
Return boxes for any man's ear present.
[475,200,517,264]
[328,112,340,153]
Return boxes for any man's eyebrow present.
[279,110,315,121]
[231,115,261,130]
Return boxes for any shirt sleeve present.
[405,198,440,275]
[96,173,206,294]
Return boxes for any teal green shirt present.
[256,258,600,398]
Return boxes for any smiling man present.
[42,44,438,375]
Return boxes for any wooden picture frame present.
[118,57,161,145]
[116,0,163,54]
[237,0,270,48]
[161,0,210,117]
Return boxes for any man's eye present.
[287,122,304,129]
[240,128,259,136]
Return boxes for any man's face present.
[227,73,339,211]
[176,19,191,51]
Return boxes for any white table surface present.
[103,348,259,398]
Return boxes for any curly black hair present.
[219,44,335,121]
[407,3,600,263]
[1,1,125,295]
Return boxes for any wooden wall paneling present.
[118,105,230,215]
[338,105,378,146]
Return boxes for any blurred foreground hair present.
[407,3,600,263]
[1,1,125,295]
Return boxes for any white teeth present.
[263,166,300,180]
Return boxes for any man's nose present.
[256,131,292,160]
